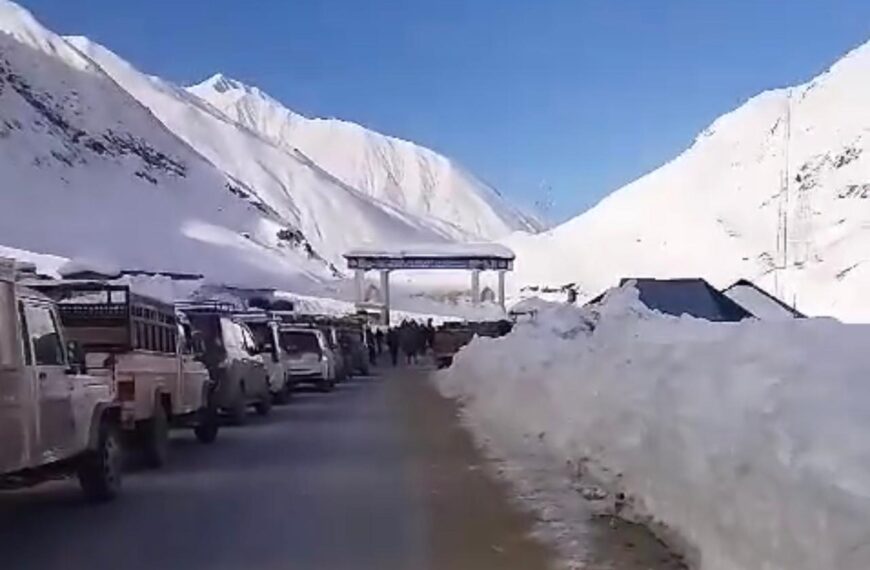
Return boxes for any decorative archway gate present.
[344,244,515,325]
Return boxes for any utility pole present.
[534,181,554,228]
[775,90,792,300]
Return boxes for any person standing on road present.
[424,319,436,353]
[366,329,378,364]
[375,328,384,355]
[365,327,377,365]
[387,327,400,366]
[401,323,418,364]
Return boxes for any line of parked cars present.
[0,258,373,502]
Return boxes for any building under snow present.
[722,279,806,321]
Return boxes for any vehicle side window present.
[178,325,190,355]
[220,319,244,353]
[17,302,32,366]
[23,303,64,366]
[240,326,257,354]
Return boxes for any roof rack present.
[0,257,43,283]
[175,300,239,314]
[0,258,15,283]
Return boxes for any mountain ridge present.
[508,37,870,321]
[187,73,541,239]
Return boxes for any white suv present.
[0,259,122,501]
[278,326,337,392]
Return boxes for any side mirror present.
[66,341,87,375]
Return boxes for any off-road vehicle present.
[0,259,122,501]
[30,281,220,468]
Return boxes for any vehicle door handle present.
[38,372,47,380]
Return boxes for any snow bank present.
[436,285,870,570]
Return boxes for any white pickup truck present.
[29,281,220,468]
[0,259,122,501]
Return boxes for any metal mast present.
[774,90,793,299]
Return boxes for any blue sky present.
[18,0,870,223]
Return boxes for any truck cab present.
[0,259,122,501]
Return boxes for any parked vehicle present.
[0,259,122,501]
[278,326,337,392]
[433,324,475,369]
[178,303,271,424]
[338,326,370,376]
[433,320,513,368]
[320,324,348,382]
[234,310,295,404]
[30,281,221,467]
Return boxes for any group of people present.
[366,320,436,366]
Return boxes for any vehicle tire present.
[254,391,272,416]
[318,378,336,393]
[77,420,122,502]
[272,384,290,406]
[141,404,169,469]
[194,403,219,444]
[228,387,248,426]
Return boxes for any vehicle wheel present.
[318,378,336,393]
[78,420,122,502]
[272,384,290,406]
[254,391,272,416]
[228,389,248,426]
[141,404,169,469]
[194,403,219,444]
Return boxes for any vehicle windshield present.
[280,331,320,356]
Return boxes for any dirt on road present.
[393,364,687,570]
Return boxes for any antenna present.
[792,94,812,273]
[533,181,554,227]
[774,90,792,299]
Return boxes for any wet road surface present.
[0,364,684,570]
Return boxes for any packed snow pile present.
[437,284,870,570]
[506,38,870,322]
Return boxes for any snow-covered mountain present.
[0,0,331,290]
[188,74,540,240]
[509,39,870,321]
[65,36,470,268]
[0,0,537,296]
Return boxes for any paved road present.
[0,365,685,570]
[0,366,554,570]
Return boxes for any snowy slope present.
[65,36,474,269]
[188,74,540,239]
[509,39,870,321]
[0,0,333,290]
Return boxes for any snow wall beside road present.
[436,285,870,570]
